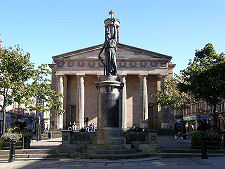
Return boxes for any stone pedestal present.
[95,75,125,147]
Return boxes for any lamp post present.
[8,139,16,162]
[36,94,44,141]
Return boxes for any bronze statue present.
[98,19,117,75]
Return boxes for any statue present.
[98,11,118,76]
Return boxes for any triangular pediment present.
[51,43,174,75]
[53,43,172,62]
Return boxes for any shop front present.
[183,115,197,132]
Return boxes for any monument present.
[59,11,161,159]
[95,10,125,147]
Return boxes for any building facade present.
[181,100,225,132]
[49,14,175,130]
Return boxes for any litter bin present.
[48,131,52,139]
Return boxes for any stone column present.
[77,75,85,129]
[121,75,127,130]
[139,75,148,129]
[63,76,68,128]
[57,75,64,129]
[156,75,164,129]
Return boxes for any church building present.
[49,11,175,130]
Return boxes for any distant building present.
[181,100,225,132]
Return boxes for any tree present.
[0,46,63,135]
[24,64,64,140]
[0,46,33,134]
[25,64,64,115]
[151,74,193,113]
[179,43,225,132]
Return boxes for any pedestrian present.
[72,122,77,131]
[85,117,89,128]
[68,122,72,130]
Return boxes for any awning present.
[183,116,197,121]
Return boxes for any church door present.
[70,105,76,124]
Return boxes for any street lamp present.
[36,94,44,141]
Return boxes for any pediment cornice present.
[52,43,172,62]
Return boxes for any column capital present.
[56,74,65,78]
[76,74,85,77]
[138,74,148,78]
[55,73,66,76]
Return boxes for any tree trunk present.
[213,104,219,133]
[1,89,7,135]
[1,106,6,135]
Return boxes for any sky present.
[0,0,225,74]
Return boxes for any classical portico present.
[49,11,175,130]
[49,42,175,130]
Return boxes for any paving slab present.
[1,157,225,169]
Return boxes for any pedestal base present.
[95,127,125,145]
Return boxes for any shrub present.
[0,127,22,149]
[191,131,221,149]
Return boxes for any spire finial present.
[109,10,115,18]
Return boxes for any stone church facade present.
[49,14,175,130]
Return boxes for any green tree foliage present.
[179,43,225,132]
[25,64,64,115]
[0,46,33,134]
[0,46,63,134]
[151,74,193,111]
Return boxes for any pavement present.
[1,135,225,168]
[1,157,225,169]
[157,135,191,150]
[29,137,62,149]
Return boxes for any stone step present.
[95,138,125,145]
[160,153,225,158]
[73,152,225,159]
[0,158,61,161]
[0,149,57,155]
[0,153,69,159]
[160,149,225,154]
[87,144,128,150]
[72,152,157,160]
[82,148,137,154]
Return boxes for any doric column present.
[57,75,64,129]
[156,75,164,129]
[63,76,68,128]
[121,75,127,130]
[139,75,148,129]
[77,75,85,129]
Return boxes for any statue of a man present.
[98,22,117,75]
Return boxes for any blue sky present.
[1,0,225,74]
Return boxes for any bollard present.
[8,139,16,162]
[22,136,24,149]
[201,137,208,159]
[224,137,225,149]
[48,131,52,139]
